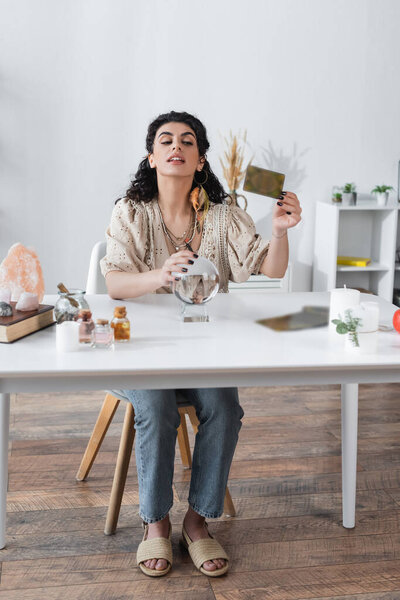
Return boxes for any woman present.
[100,111,302,577]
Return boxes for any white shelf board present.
[327,200,399,211]
[336,262,390,272]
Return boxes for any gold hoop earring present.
[194,170,208,185]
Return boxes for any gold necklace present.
[157,202,198,252]
[158,204,192,240]
[164,215,194,242]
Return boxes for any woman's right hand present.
[158,250,198,287]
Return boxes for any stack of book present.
[0,303,55,343]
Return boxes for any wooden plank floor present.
[2,383,400,599]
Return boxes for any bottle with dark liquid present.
[111,306,130,342]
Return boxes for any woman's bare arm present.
[259,231,289,279]
[105,270,163,299]
[105,249,197,299]
[259,191,302,279]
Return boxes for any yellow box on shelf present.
[337,256,371,267]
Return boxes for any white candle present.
[56,321,80,352]
[357,302,379,332]
[344,301,379,333]
[329,286,360,331]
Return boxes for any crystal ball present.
[172,256,220,305]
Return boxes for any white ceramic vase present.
[342,192,357,206]
[345,330,378,353]
[375,191,388,206]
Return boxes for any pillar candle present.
[343,301,380,333]
[56,321,80,352]
[356,301,379,333]
[329,287,361,331]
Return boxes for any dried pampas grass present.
[219,130,248,192]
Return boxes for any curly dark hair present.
[122,111,229,205]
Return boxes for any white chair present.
[76,242,236,535]
[86,241,107,294]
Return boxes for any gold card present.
[256,306,329,331]
[243,165,285,199]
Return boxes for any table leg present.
[341,383,358,529]
[0,393,10,549]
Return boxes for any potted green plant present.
[331,309,362,347]
[342,183,357,205]
[331,185,342,203]
[371,184,394,207]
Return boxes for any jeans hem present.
[139,502,173,524]
[188,500,223,520]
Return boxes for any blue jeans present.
[121,387,244,523]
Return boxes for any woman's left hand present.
[272,191,302,234]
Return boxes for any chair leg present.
[105,402,135,535]
[177,409,192,469]
[185,406,236,518]
[76,393,120,481]
[185,405,199,433]
[223,486,236,517]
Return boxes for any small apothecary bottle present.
[91,319,114,349]
[77,309,95,344]
[111,306,130,342]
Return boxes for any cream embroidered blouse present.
[100,198,270,293]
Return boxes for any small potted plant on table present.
[371,184,394,207]
[342,183,357,205]
[332,309,362,348]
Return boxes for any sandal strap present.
[186,537,229,570]
[136,537,173,566]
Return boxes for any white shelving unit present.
[312,200,399,302]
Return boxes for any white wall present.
[1,0,400,293]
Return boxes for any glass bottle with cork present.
[111,306,130,342]
[77,309,95,344]
[55,282,90,323]
[91,319,114,349]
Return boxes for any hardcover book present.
[337,256,371,267]
[0,302,55,343]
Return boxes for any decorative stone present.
[0,288,11,304]
[15,292,39,312]
[0,243,45,302]
[0,302,13,317]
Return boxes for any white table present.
[1,291,400,549]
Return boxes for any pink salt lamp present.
[15,292,39,312]
[0,243,45,302]
[0,288,11,304]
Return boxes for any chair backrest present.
[86,241,107,294]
